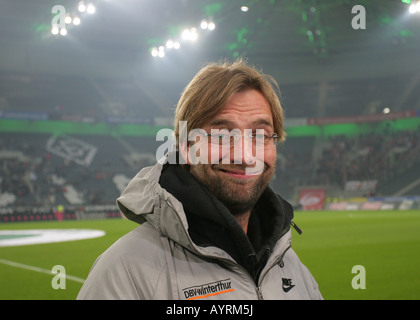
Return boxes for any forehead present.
[209,89,273,128]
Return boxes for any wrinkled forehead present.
[205,89,274,130]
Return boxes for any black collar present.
[158,163,293,282]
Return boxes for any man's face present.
[187,89,277,215]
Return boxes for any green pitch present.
[0,210,419,300]
[292,209,420,300]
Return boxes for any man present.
[77,60,323,300]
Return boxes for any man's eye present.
[254,133,266,140]
[210,133,230,141]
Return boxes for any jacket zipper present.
[217,257,266,300]
[217,245,292,300]
[163,197,291,300]
[256,245,292,299]
[256,286,264,300]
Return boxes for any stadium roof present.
[0,0,420,117]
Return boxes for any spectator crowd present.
[1,127,420,208]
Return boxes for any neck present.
[234,210,251,234]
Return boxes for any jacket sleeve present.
[77,225,171,300]
[77,251,141,300]
[284,248,323,300]
[295,255,323,300]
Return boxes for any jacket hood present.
[116,157,195,252]
[116,159,165,225]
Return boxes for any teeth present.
[218,168,261,176]
[245,168,262,175]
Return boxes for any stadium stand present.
[0,73,104,122]
[1,124,419,210]
[280,74,417,118]
[272,127,420,201]
[0,132,154,208]
[1,70,420,212]
[315,129,419,192]
[2,71,418,122]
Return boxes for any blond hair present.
[174,59,286,147]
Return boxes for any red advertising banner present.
[299,188,326,210]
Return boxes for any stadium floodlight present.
[60,28,68,36]
[181,28,198,41]
[51,25,59,35]
[158,46,165,58]
[181,28,191,40]
[200,20,208,29]
[166,39,174,49]
[151,47,159,57]
[151,18,213,57]
[200,20,215,31]
[408,1,420,13]
[190,28,198,41]
[87,3,96,14]
[78,1,86,12]
[151,45,170,58]
[182,28,193,40]
[241,6,249,12]
[64,15,72,24]
[73,16,81,25]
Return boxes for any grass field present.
[0,209,419,300]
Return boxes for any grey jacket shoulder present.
[78,159,323,300]
[78,223,323,300]
[282,249,323,300]
[77,223,171,300]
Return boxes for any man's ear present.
[177,120,191,165]
[179,140,191,165]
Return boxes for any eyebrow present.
[209,118,274,129]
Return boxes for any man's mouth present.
[216,167,262,178]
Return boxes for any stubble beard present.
[189,163,274,216]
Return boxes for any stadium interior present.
[1,0,420,302]
[1,0,420,214]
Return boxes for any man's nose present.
[230,135,256,165]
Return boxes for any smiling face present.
[187,89,277,215]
